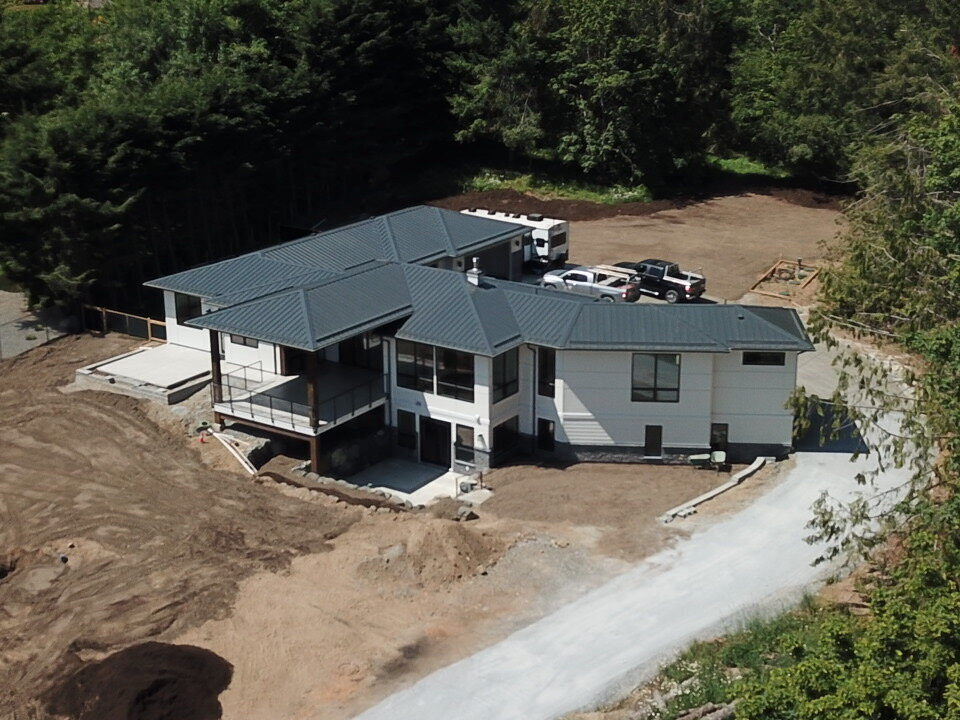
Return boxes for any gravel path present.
[353,412,910,720]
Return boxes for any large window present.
[742,351,785,366]
[396,341,474,401]
[396,340,434,392]
[437,348,475,401]
[537,348,555,398]
[631,354,680,403]
[492,348,519,403]
[174,293,202,324]
[397,410,417,450]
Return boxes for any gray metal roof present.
[155,205,811,355]
[187,263,414,351]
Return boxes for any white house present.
[145,205,813,474]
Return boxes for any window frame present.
[492,348,519,404]
[631,353,681,403]
[436,348,475,402]
[229,334,259,348]
[396,340,434,392]
[537,347,555,398]
[174,293,202,325]
[454,424,475,464]
[742,351,786,366]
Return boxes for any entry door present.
[644,425,663,457]
[710,423,729,451]
[419,417,452,468]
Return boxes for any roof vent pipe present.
[467,257,483,286]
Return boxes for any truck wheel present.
[599,296,615,303]
[664,289,680,304]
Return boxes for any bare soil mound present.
[358,518,503,585]
[45,642,232,720]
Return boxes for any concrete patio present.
[75,343,210,403]
[347,458,487,506]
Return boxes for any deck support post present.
[308,435,323,474]
[209,330,223,404]
[306,351,319,430]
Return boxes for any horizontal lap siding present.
[712,352,797,446]
[558,351,713,448]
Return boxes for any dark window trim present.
[492,348,519,404]
[174,292,202,325]
[436,348,475,402]
[229,334,259,348]
[537,348,555,398]
[631,353,681,403]
[396,340,434,392]
[742,351,786,366]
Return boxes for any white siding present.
[711,351,798,446]
[384,338,490,466]
[559,350,713,449]
[220,334,280,374]
[162,291,210,351]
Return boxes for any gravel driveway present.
[352,346,911,720]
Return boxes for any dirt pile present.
[45,642,232,720]
[0,334,362,716]
[358,518,503,586]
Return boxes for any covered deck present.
[213,360,386,437]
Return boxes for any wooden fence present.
[82,305,167,342]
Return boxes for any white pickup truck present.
[539,265,640,302]
[460,208,569,272]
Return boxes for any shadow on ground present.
[795,400,869,454]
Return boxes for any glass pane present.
[538,348,555,397]
[658,355,681,389]
[396,340,416,389]
[455,424,474,447]
[632,354,656,389]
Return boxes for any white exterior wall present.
[384,337,492,465]
[162,291,211,351]
[558,350,713,449]
[711,351,798,447]
[219,334,280,374]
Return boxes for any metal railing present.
[213,373,386,432]
[220,360,264,391]
[82,304,166,342]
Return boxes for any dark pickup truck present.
[614,259,706,303]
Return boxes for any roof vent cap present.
[467,257,484,286]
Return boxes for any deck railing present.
[82,305,166,342]
[213,374,386,432]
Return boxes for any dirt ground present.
[567,195,842,301]
[0,189,840,719]
[0,334,743,720]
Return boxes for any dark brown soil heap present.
[45,643,232,720]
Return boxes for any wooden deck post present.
[209,330,223,404]
[309,435,322,474]
[306,350,319,430]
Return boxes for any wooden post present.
[306,350,319,430]
[309,435,321,474]
[209,330,223,404]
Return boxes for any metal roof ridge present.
[462,281,496,356]
[738,306,812,346]
[297,288,317,349]
[378,216,402,262]
[435,206,460,257]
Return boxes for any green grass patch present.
[706,154,791,179]
[463,168,651,205]
[652,598,849,719]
